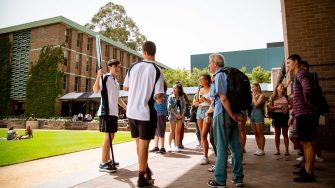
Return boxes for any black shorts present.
[296,114,317,142]
[272,112,289,127]
[128,118,157,140]
[99,115,118,133]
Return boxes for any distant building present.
[190,42,284,72]
[0,16,170,117]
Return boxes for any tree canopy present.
[85,2,146,51]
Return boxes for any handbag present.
[189,106,198,122]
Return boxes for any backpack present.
[218,67,252,113]
[295,72,329,115]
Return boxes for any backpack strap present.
[100,74,110,116]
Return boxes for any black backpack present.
[296,72,329,115]
[218,67,252,114]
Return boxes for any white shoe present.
[228,158,232,165]
[200,156,210,165]
[167,146,172,152]
[296,156,304,161]
[255,150,265,156]
[315,156,324,162]
[254,150,261,155]
[174,146,181,152]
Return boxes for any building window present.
[85,79,90,92]
[77,33,81,47]
[120,51,124,63]
[63,50,68,66]
[87,37,91,51]
[86,58,89,71]
[113,48,117,59]
[105,45,109,58]
[63,75,67,90]
[65,29,70,43]
[76,54,80,69]
[75,77,80,91]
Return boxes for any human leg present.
[282,127,289,154]
[274,126,281,154]
[229,118,244,183]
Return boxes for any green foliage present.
[25,46,64,118]
[85,2,146,51]
[0,129,132,166]
[251,66,271,83]
[163,67,210,87]
[0,35,12,116]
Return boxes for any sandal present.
[285,153,290,156]
[274,152,280,155]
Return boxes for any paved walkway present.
[0,132,334,188]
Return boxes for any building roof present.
[191,47,284,72]
[0,16,170,70]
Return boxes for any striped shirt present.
[292,69,313,116]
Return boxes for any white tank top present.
[199,92,210,107]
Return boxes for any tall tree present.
[85,2,146,51]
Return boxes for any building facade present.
[0,16,170,117]
[190,43,284,72]
[281,0,335,150]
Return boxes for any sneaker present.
[293,168,307,176]
[178,143,184,149]
[200,156,210,165]
[293,171,315,182]
[175,146,181,152]
[167,146,172,152]
[315,156,324,162]
[255,150,265,156]
[253,150,260,155]
[208,165,215,172]
[207,180,226,188]
[228,158,232,165]
[149,147,159,153]
[231,180,244,187]
[296,156,304,161]
[107,160,119,167]
[145,170,154,184]
[293,163,304,169]
[195,144,202,149]
[137,178,153,188]
[99,163,117,173]
[159,147,166,153]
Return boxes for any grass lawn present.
[0,128,133,166]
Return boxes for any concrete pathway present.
[0,132,334,188]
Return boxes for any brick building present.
[281,0,335,149]
[0,16,170,117]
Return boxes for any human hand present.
[97,69,103,78]
[288,116,294,126]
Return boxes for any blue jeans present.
[213,112,244,184]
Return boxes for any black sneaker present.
[99,163,117,173]
[231,180,244,187]
[107,160,119,167]
[159,148,166,153]
[293,171,316,182]
[207,180,226,188]
[149,147,159,153]
[293,168,307,176]
[293,163,304,169]
[137,178,153,188]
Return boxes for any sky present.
[0,0,284,70]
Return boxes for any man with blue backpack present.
[207,53,245,188]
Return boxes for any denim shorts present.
[196,106,209,120]
[250,108,264,124]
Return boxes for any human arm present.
[252,93,265,107]
[92,69,103,93]
[118,98,127,110]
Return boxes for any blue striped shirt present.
[292,69,313,116]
